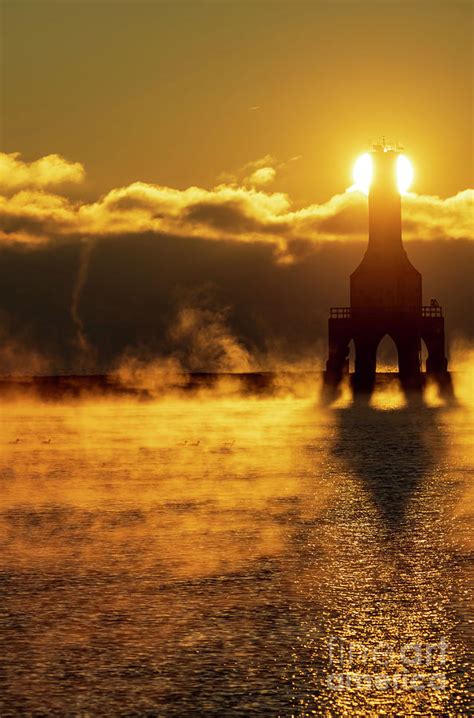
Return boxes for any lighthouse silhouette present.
[325,142,450,395]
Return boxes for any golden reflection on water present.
[0,380,472,715]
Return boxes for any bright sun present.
[397,155,414,194]
[353,153,413,194]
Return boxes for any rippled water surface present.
[0,378,472,716]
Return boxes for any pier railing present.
[329,305,443,319]
[421,305,443,317]
[329,307,351,318]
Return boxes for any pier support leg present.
[353,337,378,395]
[325,321,351,387]
[397,335,422,392]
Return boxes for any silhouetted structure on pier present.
[325,143,449,394]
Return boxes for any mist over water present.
[0,376,472,716]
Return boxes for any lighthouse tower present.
[325,142,449,394]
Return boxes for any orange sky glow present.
[2,0,473,204]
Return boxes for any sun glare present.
[353,153,372,194]
[353,153,413,194]
[396,154,414,194]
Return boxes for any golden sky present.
[2,0,473,203]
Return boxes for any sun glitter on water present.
[353,152,413,194]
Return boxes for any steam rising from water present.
[0,332,51,376]
[169,305,254,372]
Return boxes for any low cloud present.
[241,155,278,187]
[245,165,277,187]
[0,152,85,194]
[403,190,473,240]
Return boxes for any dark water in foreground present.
[0,376,472,716]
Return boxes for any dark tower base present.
[325,307,450,396]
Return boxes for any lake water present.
[0,376,472,716]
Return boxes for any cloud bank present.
[0,152,84,194]
[0,152,472,261]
